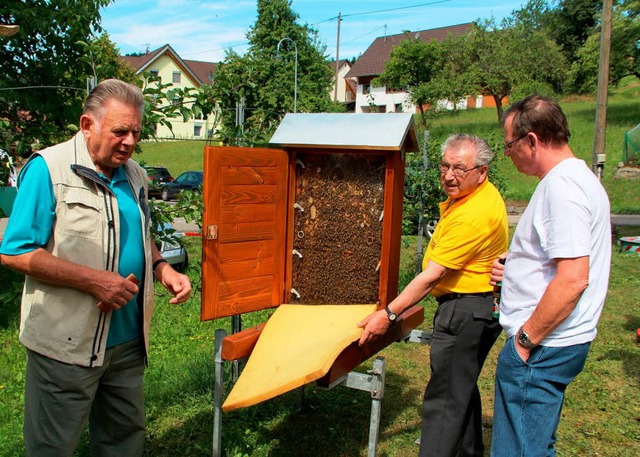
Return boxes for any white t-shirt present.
[500,158,611,347]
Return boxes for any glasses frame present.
[503,133,528,152]
[439,163,484,178]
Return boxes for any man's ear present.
[79,114,93,140]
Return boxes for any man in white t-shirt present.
[490,95,611,456]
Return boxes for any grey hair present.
[440,133,494,166]
[83,79,144,119]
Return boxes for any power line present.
[343,0,452,18]
[312,0,453,24]
[0,85,86,92]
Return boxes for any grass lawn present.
[1,235,638,456]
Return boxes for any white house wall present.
[354,84,486,114]
[354,84,412,113]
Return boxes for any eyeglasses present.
[503,134,528,152]
[439,163,484,177]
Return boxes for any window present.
[150,69,159,78]
[194,124,202,137]
[395,103,403,113]
[362,84,371,95]
[172,71,181,84]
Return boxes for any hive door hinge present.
[206,225,218,240]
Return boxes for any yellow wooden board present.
[222,303,377,412]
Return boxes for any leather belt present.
[436,292,493,305]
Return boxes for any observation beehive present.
[201,113,418,321]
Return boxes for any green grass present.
[136,139,207,177]
[427,80,640,213]
[1,235,639,456]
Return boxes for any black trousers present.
[419,294,502,457]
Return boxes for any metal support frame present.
[319,357,387,457]
[211,327,433,457]
[212,329,226,457]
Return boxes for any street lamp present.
[276,37,298,113]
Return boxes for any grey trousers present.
[419,295,502,457]
[24,338,146,457]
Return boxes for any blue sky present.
[101,0,527,62]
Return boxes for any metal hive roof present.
[269,113,419,152]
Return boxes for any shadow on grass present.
[0,265,23,329]
[220,371,422,457]
[140,354,422,456]
[571,99,640,129]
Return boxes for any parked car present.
[143,166,173,197]
[160,171,203,201]
[155,222,188,272]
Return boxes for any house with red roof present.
[346,23,490,114]
[121,44,218,139]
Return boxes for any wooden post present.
[592,0,613,179]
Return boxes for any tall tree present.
[547,0,602,62]
[211,0,340,145]
[460,20,567,121]
[0,0,112,154]
[568,0,640,92]
[374,35,442,126]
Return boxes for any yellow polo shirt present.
[422,179,508,297]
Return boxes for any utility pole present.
[592,0,613,179]
[334,12,342,102]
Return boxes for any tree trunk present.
[493,93,504,123]
[418,104,427,127]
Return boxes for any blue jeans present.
[490,336,590,457]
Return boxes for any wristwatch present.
[384,306,397,323]
[517,327,537,349]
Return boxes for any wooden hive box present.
[200,113,421,382]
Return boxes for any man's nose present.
[122,131,137,145]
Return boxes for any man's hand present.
[357,310,391,346]
[93,272,140,312]
[489,253,508,286]
[155,263,192,304]
[514,337,532,362]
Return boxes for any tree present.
[0,0,112,155]
[211,0,340,145]
[77,33,138,86]
[546,0,603,63]
[459,20,567,121]
[568,0,640,92]
[374,35,442,126]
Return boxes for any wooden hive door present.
[201,146,290,321]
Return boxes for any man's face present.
[440,144,487,199]
[503,114,534,176]
[81,99,142,176]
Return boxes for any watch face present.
[385,307,397,322]
[518,329,535,348]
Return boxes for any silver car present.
[155,223,188,272]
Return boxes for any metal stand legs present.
[212,329,226,457]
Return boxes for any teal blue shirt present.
[0,156,145,347]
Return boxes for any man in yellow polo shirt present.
[359,133,508,457]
